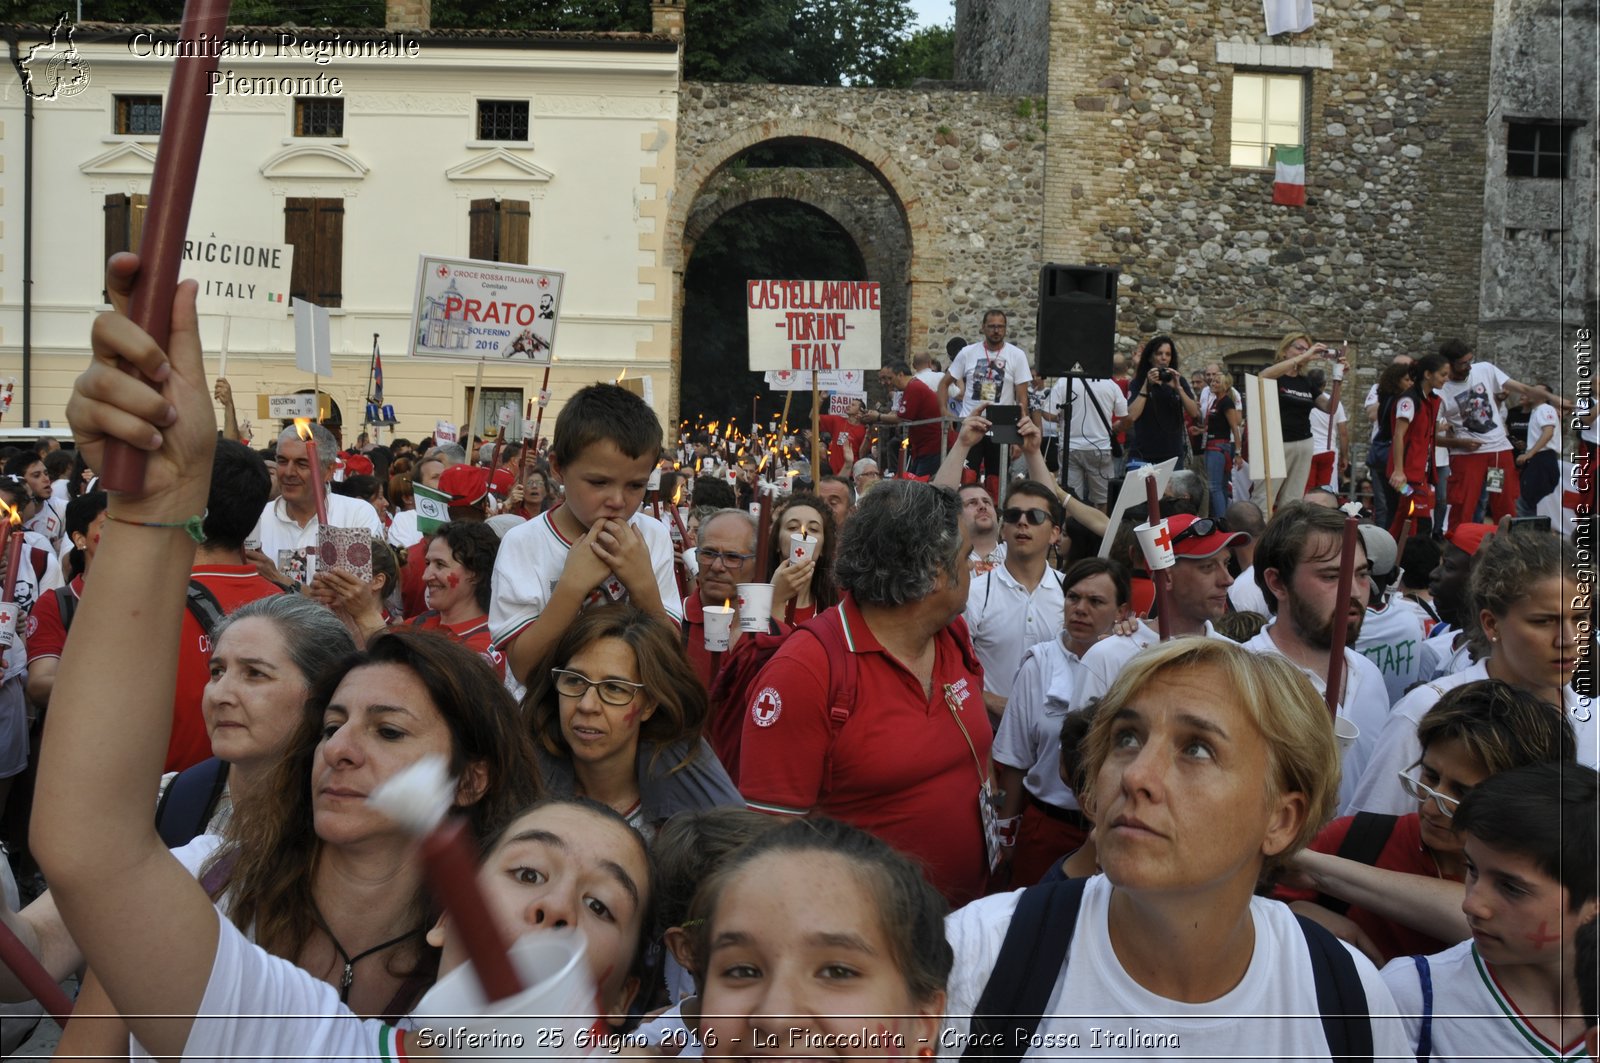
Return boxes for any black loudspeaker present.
[1036,263,1119,378]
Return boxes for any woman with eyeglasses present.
[1349,528,1592,816]
[1274,680,1576,964]
[526,603,741,841]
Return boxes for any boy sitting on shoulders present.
[490,384,682,685]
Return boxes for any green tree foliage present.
[877,21,954,86]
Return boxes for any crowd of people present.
[0,263,1593,1061]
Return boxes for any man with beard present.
[1244,502,1388,812]
[964,480,1065,722]
[958,482,1005,575]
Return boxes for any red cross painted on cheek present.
[445,573,460,589]
[1525,921,1562,950]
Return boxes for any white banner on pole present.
[764,369,868,395]
[746,280,881,371]
[181,233,293,320]
[1244,374,1287,482]
[291,299,332,376]
[1098,458,1178,559]
[409,255,564,363]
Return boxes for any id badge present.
[1485,467,1505,494]
[979,779,1003,873]
[977,381,999,403]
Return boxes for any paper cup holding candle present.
[789,534,819,566]
[702,602,736,652]
[736,583,774,633]
[0,602,17,650]
[1134,519,1177,571]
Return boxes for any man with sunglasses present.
[1070,513,1248,709]
[680,509,758,689]
[964,481,1066,722]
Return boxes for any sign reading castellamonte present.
[128,30,421,96]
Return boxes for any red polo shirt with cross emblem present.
[737,595,993,906]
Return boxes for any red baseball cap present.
[343,454,374,477]
[1447,522,1496,557]
[1168,513,1250,559]
[437,464,491,508]
[489,468,515,497]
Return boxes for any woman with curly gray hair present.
[735,480,995,906]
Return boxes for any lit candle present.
[1,531,24,606]
[295,419,330,527]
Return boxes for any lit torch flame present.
[901,437,910,451]
[294,418,312,441]
[616,368,627,384]
[3,503,19,527]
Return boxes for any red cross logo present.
[793,544,805,560]
[537,276,550,288]
[0,610,10,627]
[1525,920,1562,950]
[1152,522,1174,552]
[435,265,449,278]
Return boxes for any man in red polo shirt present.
[863,361,943,477]
[738,480,992,906]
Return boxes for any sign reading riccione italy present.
[746,280,882,372]
[409,255,564,363]
[179,233,293,319]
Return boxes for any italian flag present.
[1273,145,1306,206]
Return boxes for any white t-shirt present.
[1071,623,1220,709]
[965,565,1065,700]
[24,497,67,549]
[942,875,1412,1061]
[1525,402,1560,456]
[1438,362,1513,453]
[1348,661,1598,814]
[135,909,409,1062]
[948,342,1033,418]
[1309,402,1348,457]
[918,367,961,419]
[993,637,1084,810]
[250,494,385,577]
[385,508,424,550]
[1354,596,1427,706]
[488,509,683,649]
[1242,625,1391,814]
[1228,564,1273,617]
[1382,940,1590,1063]
[1364,382,1383,441]
[1061,378,1129,451]
[1418,627,1474,684]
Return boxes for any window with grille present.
[477,100,529,142]
[115,95,162,135]
[295,97,345,137]
[1230,73,1305,169]
[1506,121,1576,179]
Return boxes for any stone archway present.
[684,167,910,364]
[668,115,945,420]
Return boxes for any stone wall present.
[671,81,1048,407]
[1477,0,1598,387]
[1042,0,1495,404]
[954,0,1050,94]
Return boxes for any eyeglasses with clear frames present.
[551,668,646,707]
[1396,770,1461,817]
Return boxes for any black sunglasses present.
[1002,507,1053,527]
[1170,516,1229,547]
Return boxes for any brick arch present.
[666,118,945,420]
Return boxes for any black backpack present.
[961,877,1374,1063]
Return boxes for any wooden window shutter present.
[284,197,316,302]
[499,200,530,264]
[314,198,344,308]
[469,198,497,260]
[104,193,130,261]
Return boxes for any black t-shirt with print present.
[1276,373,1317,442]
[1127,374,1196,463]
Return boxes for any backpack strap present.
[1410,954,1433,1063]
[1294,914,1374,1063]
[184,579,228,639]
[155,757,231,848]
[1316,813,1399,915]
[798,607,861,790]
[963,877,1088,1063]
[53,586,78,636]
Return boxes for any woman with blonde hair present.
[1202,365,1242,509]
[1257,332,1350,510]
[943,637,1412,1060]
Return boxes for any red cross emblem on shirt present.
[1152,522,1174,552]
